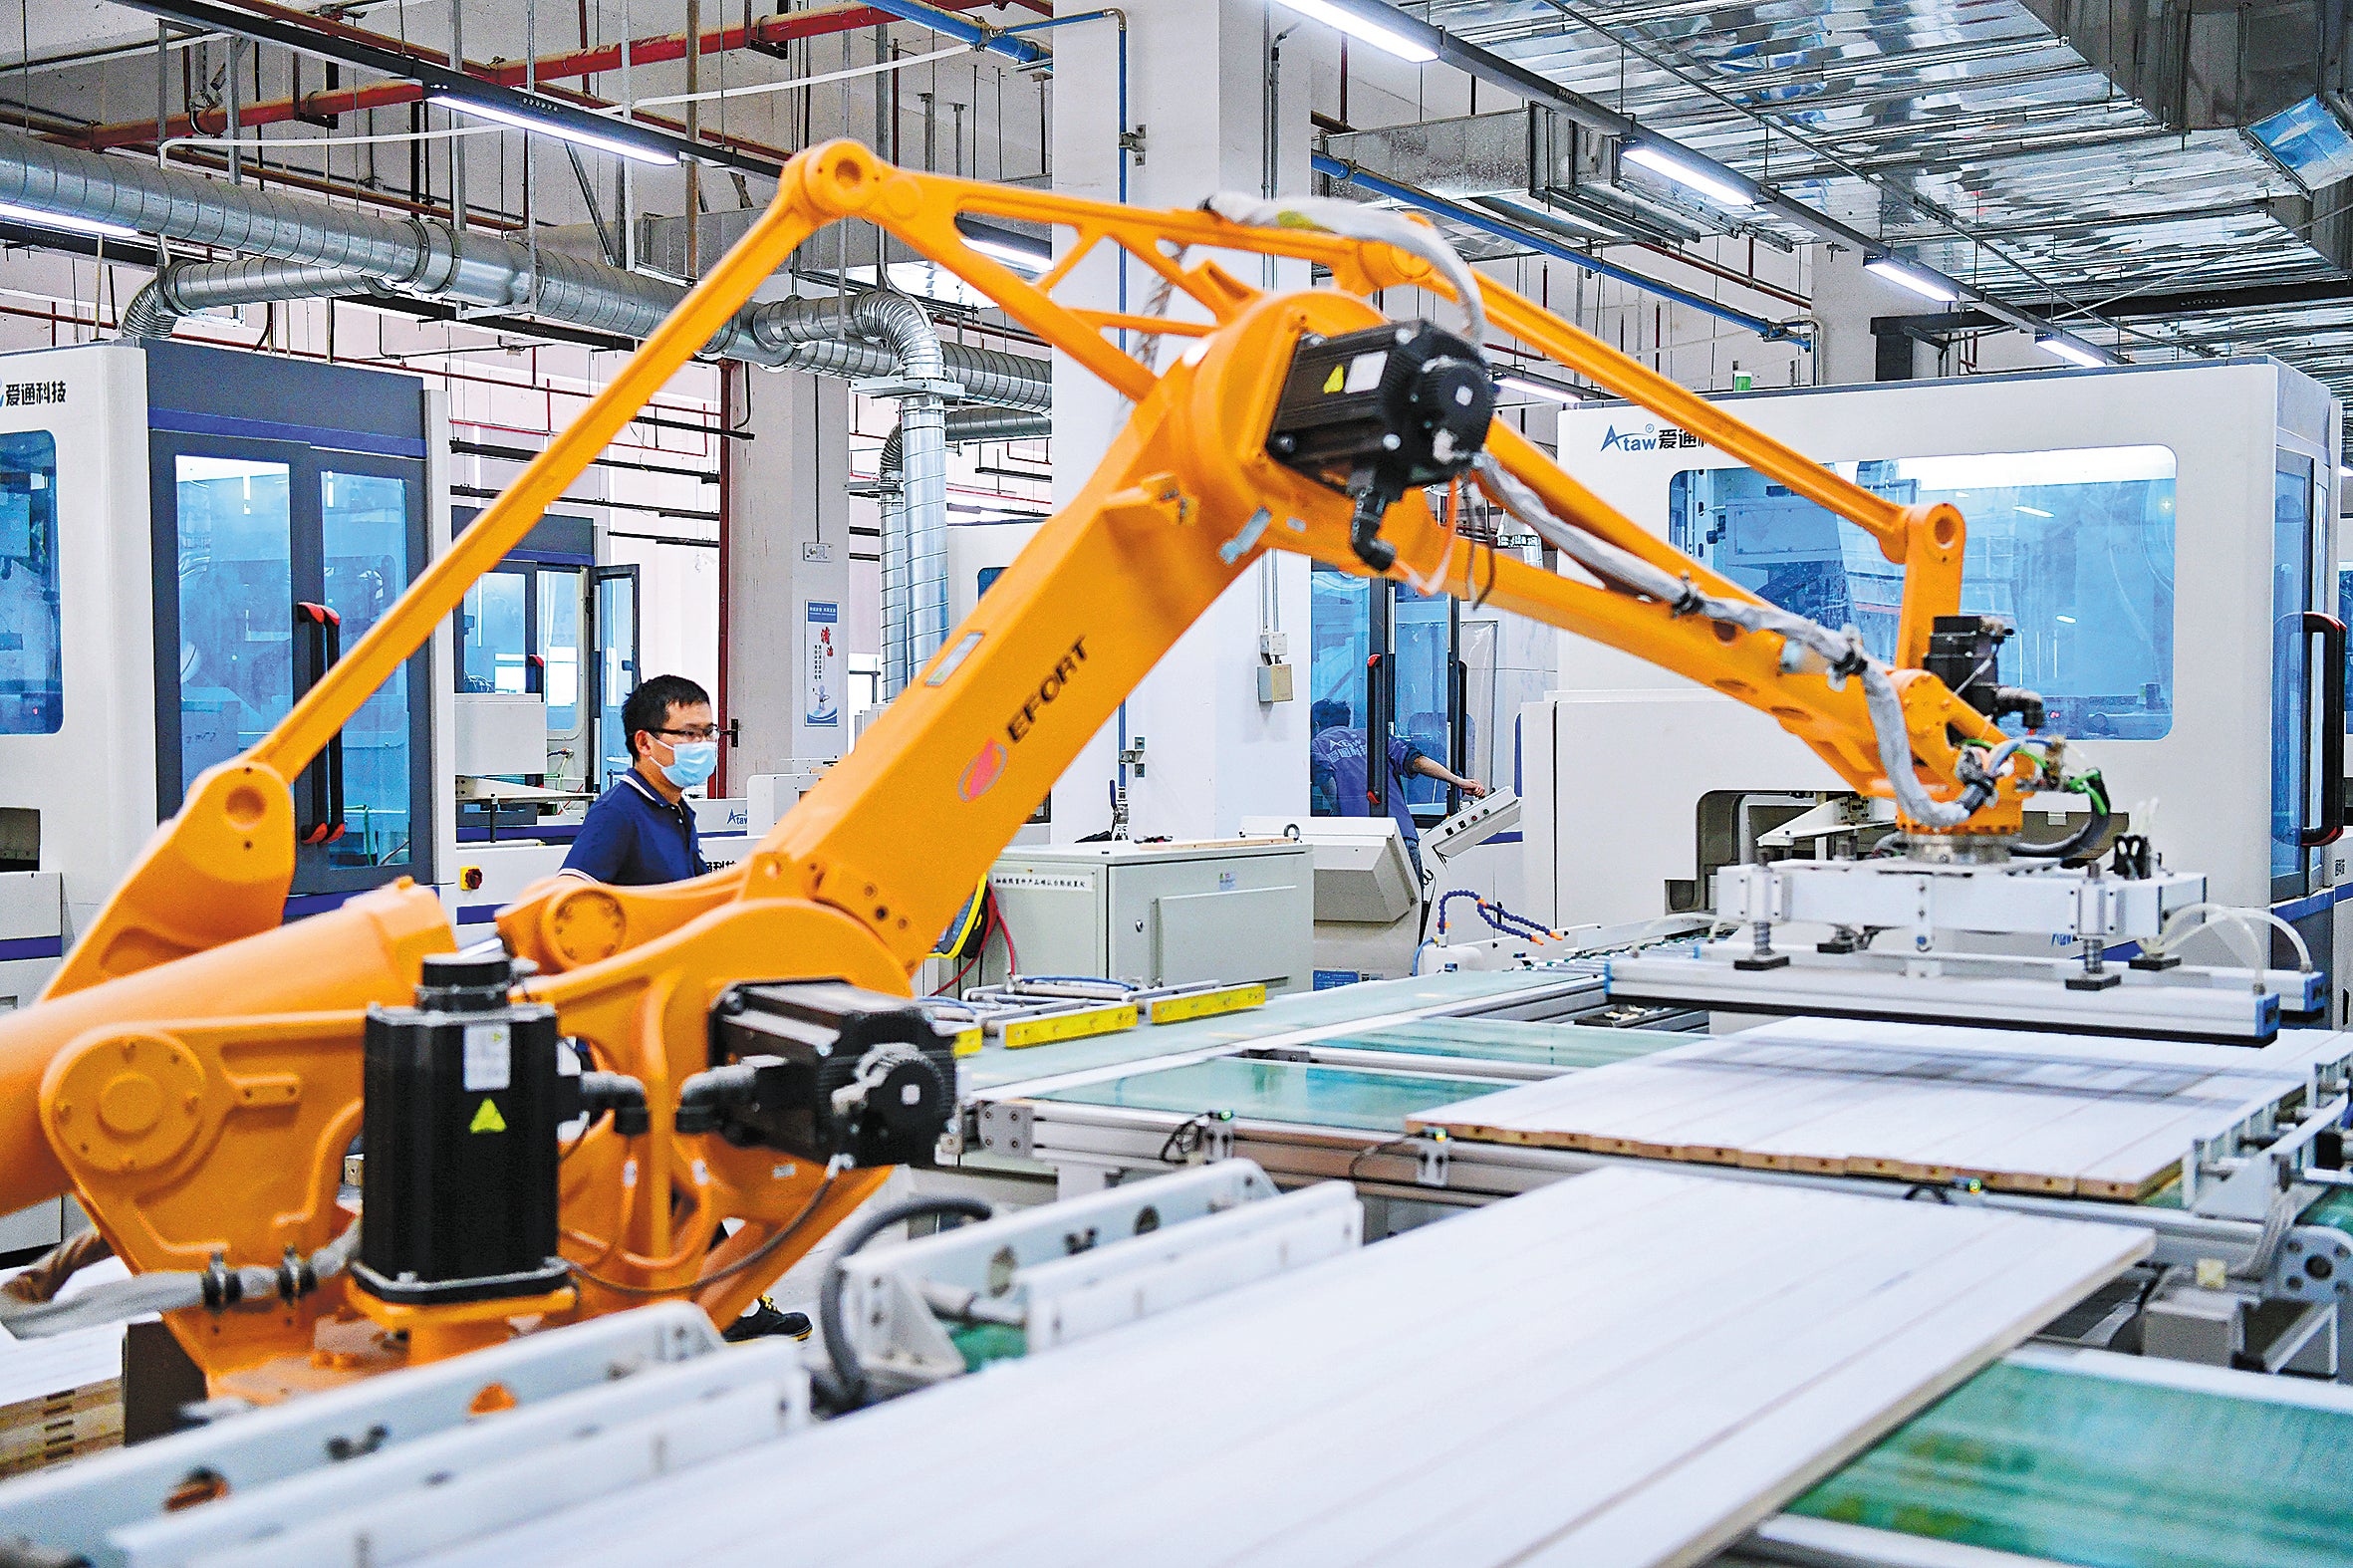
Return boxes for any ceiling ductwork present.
[1322,107,1705,249]
[119,258,382,340]
[0,127,1049,407]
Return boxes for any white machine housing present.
[1529,359,2344,995]
[453,692,550,778]
[1238,815,1421,981]
[982,840,1314,993]
[0,341,458,945]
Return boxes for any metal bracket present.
[1205,1118,1235,1163]
[851,375,967,400]
[1416,1132,1450,1188]
[1119,124,1149,164]
[2273,1225,2353,1303]
[973,1100,1035,1161]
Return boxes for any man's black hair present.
[623,674,711,757]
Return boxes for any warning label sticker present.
[994,874,1093,892]
[463,1022,512,1092]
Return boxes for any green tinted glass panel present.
[1035,1057,1501,1133]
[1795,1357,2353,1566]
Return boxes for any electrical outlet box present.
[1258,662,1295,704]
[801,540,835,563]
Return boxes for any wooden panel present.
[1412,1021,2315,1198]
[404,1170,2148,1568]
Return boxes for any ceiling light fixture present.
[955,220,1052,274]
[2035,335,2111,370]
[1480,192,1625,242]
[1621,143,1757,211]
[1866,256,1959,303]
[1496,371,1587,404]
[429,91,679,166]
[0,201,138,240]
[1269,0,1439,62]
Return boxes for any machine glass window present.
[593,568,640,791]
[0,431,60,735]
[460,569,529,694]
[1668,445,2177,739]
[173,454,294,788]
[538,566,583,739]
[2271,459,2318,892]
[1308,565,1373,817]
[1393,586,1454,813]
[322,470,413,871]
[2339,564,2353,739]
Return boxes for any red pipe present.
[78,0,1023,154]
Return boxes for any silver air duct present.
[874,404,1054,698]
[120,258,381,339]
[0,129,1051,406]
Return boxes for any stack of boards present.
[0,1323,122,1476]
[1411,1018,2345,1198]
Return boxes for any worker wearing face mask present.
[558,675,802,1343]
[560,674,719,887]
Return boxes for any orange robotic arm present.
[0,141,2034,1393]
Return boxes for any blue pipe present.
[1004,9,1128,206]
[1311,153,1799,344]
[861,0,1050,66]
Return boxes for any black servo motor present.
[352,951,571,1307]
[1263,321,1494,572]
[1923,614,2046,732]
[697,981,957,1169]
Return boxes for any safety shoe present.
[723,1297,812,1342]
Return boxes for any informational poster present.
[803,600,841,727]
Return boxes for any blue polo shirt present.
[560,772,708,887]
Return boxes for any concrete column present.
[1045,0,1315,841]
[724,364,851,786]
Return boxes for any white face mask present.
[657,738,718,789]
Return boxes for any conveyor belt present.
[1786,1347,2353,1567]
[957,966,1605,1095]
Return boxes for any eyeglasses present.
[655,725,721,742]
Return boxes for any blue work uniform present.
[560,772,708,886]
[1309,726,1427,881]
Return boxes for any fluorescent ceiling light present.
[1866,256,1958,303]
[0,201,136,240]
[1481,192,1623,241]
[2015,505,2052,518]
[2056,615,2076,624]
[430,93,678,165]
[2035,334,2110,370]
[1496,372,1586,404]
[1270,0,1438,63]
[961,233,1050,274]
[1621,143,1756,211]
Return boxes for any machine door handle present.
[1450,656,1470,816]
[2303,611,2346,848]
[525,653,546,696]
[294,602,347,847]
[1365,652,1393,815]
